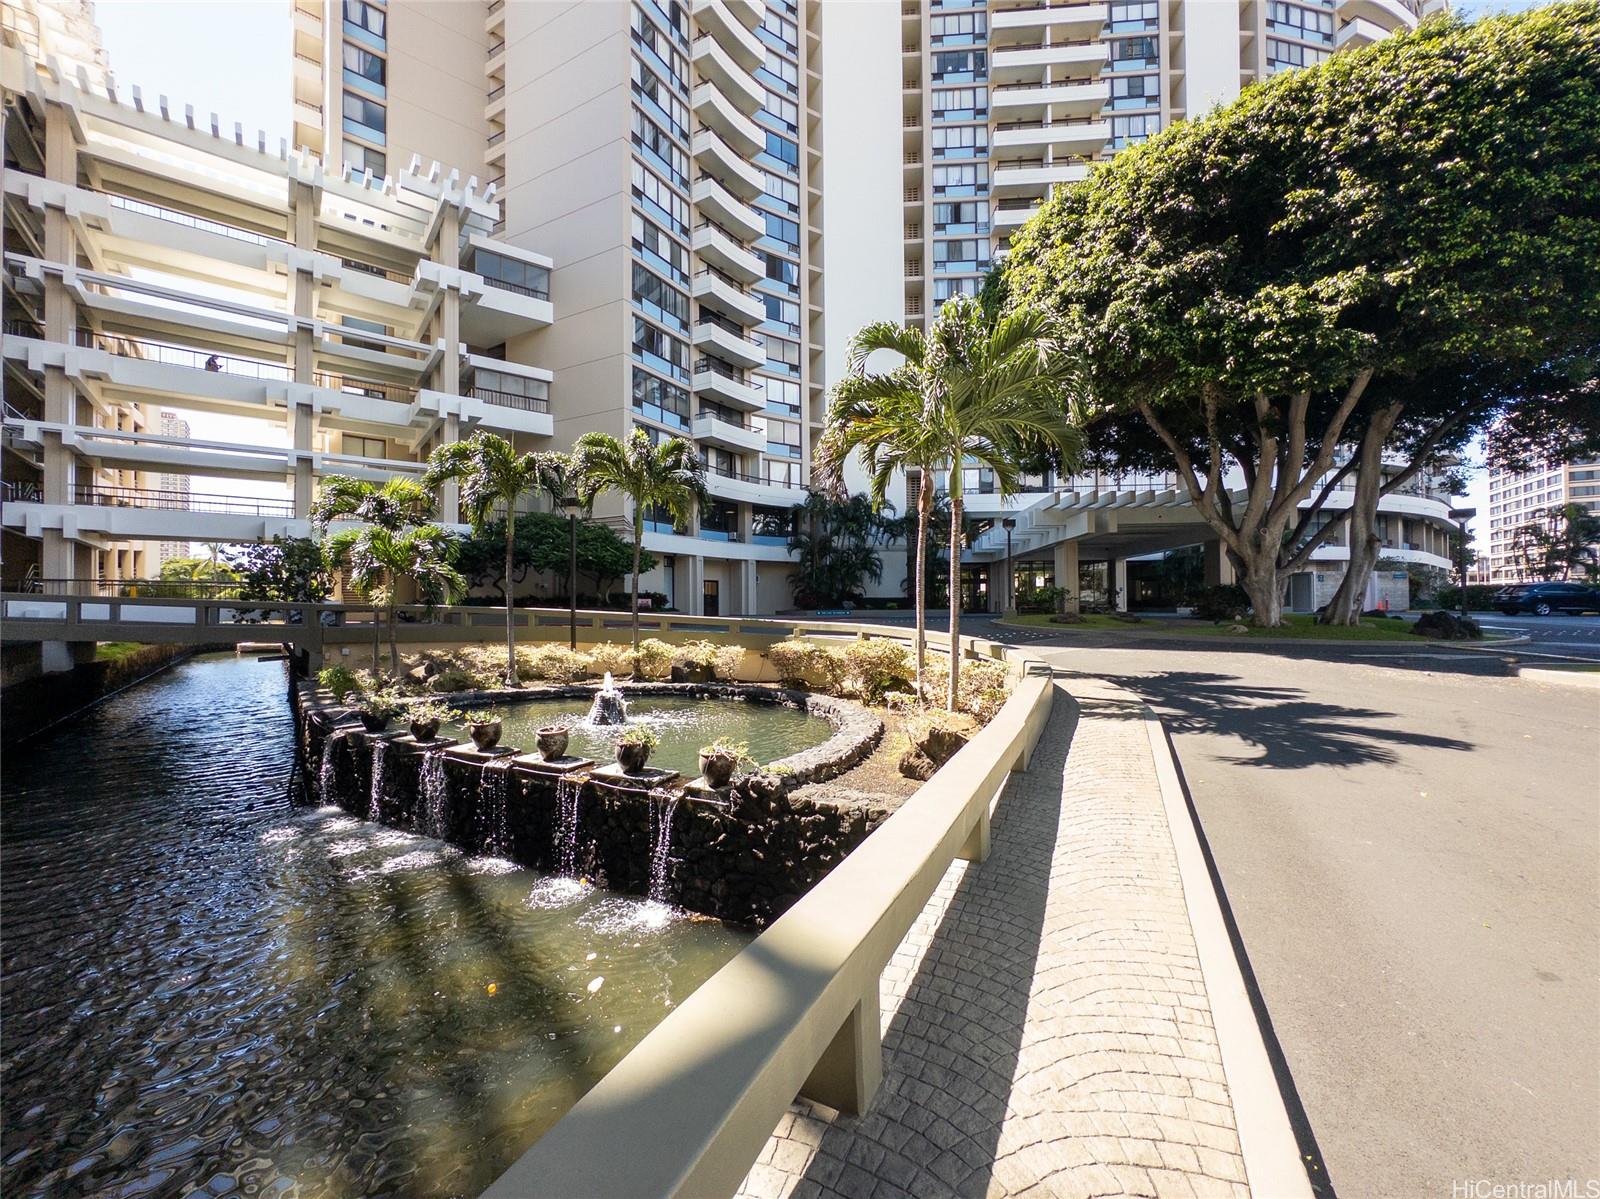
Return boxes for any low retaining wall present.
[294,682,886,927]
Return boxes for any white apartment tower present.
[292,0,827,615]
[154,409,191,566]
[1485,458,1600,583]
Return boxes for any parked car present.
[1491,581,1600,616]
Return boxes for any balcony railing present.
[107,194,290,247]
[3,480,43,503]
[705,463,803,490]
[72,483,296,517]
[339,256,411,283]
[72,329,293,381]
[487,40,505,56]
[3,316,46,340]
[697,405,754,430]
[471,386,551,414]
[480,274,548,301]
[692,356,748,383]
[313,372,418,404]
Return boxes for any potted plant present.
[353,687,402,733]
[463,709,502,752]
[697,736,753,789]
[536,723,571,761]
[407,699,454,743]
[614,725,659,774]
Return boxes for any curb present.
[1515,666,1600,688]
[993,619,1524,650]
[1138,703,1318,1199]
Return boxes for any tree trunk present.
[630,519,643,678]
[504,511,520,684]
[946,483,963,713]
[1321,405,1399,626]
[914,476,930,699]
[388,603,400,678]
[1239,554,1283,629]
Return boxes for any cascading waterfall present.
[479,758,514,858]
[647,787,681,904]
[555,773,585,877]
[368,740,389,820]
[318,728,349,801]
[419,748,449,840]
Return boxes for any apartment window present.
[632,213,690,284]
[1268,2,1335,42]
[342,434,385,459]
[1110,74,1159,109]
[637,0,688,45]
[343,0,386,48]
[632,109,688,188]
[932,124,988,159]
[934,238,990,272]
[932,162,988,196]
[1111,113,1161,148]
[766,417,801,457]
[1108,0,1158,30]
[758,9,798,54]
[633,317,690,381]
[474,369,548,407]
[1266,37,1331,70]
[476,250,550,299]
[761,211,800,253]
[758,49,798,96]
[631,5,689,89]
[760,375,800,416]
[342,42,386,97]
[762,252,800,292]
[934,200,989,233]
[762,294,800,334]
[932,49,987,82]
[342,91,387,145]
[752,505,792,545]
[932,86,988,120]
[632,161,690,236]
[765,459,802,487]
[632,367,690,430]
[1108,36,1159,70]
[343,141,386,177]
[934,276,982,302]
[632,56,690,139]
[632,263,690,332]
[761,171,800,214]
[763,334,801,375]
[762,131,799,170]
[930,12,987,44]
[760,91,799,135]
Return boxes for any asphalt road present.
[1469,611,1600,662]
[1036,642,1600,1199]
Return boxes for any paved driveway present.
[1036,644,1600,1199]
[1470,611,1600,661]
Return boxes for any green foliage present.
[353,687,403,721]
[634,638,675,680]
[312,475,433,530]
[1509,504,1600,581]
[766,638,846,691]
[1192,585,1251,623]
[841,638,914,703]
[142,555,240,598]
[462,710,498,726]
[786,493,891,608]
[230,537,332,603]
[1015,584,1068,615]
[586,642,637,678]
[454,514,653,601]
[515,643,593,683]
[317,665,360,702]
[406,698,457,725]
[1434,584,1500,612]
[617,725,659,749]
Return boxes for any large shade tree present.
[1002,5,1600,625]
[784,492,892,610]
[424,432,566,685]
[570,429,705,666]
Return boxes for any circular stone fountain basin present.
[440,694,833,777]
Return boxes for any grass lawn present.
[998,612,1424,641]
[95,641,149,663]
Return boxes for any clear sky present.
[90,0,1547,532]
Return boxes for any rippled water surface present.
[1,656,748,1198]
[452,694,833,776]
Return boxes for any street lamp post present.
[1002,517,1016,615]
[562,493,581,650]
[1449,506,1476,620]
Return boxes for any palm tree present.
[323,524,465,678]
[818,325,947,696]
[312,475,436,674]
[922,295,1084,710]
[424,433,566,685]
[784,492,889,608]
[570,429,705,668]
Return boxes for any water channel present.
[1,655,748,1198]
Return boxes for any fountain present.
[368,740,388,819]
[555,772,586,876]
[419,748,450,840]
[479,758,515,857]
[318,727,350,800]
[647,786,681,904]
[587,672,628,726]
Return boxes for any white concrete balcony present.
[992,79,1109,118]
[991,41,1108,84]
[691,267,766,326]
[1,485,311,545]
[691,128,764,200]
[452,384,555,438]
[292,51,322,104]
[992,160,1090,196]
[690,36,764,114]
[1338,0,1419,31]
[692,318,766,371]
[1335,15,1389,45]
[993,202,1043,231]
[693,409,767,455]
[691,3,765,69]
[703,465,807,509]
[692,82,765,154]
[692,360,764,411]
[990,3,1109,40]
[692,222,764,283]
[993,120,1110,157]
[691,174,765,243]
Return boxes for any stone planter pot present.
[409,716,441,743]
[699,750,738,789]
[536,725,570,761]
[356,711,392,733]
[615,740,652,774]
[469,720,502,752]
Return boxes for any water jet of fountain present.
[369,740,389,820]
[587,672,628,726]
[479,758,514,857]
[318,727,350,801]
[420,748,450,840]
[555,773,586,877]
[647,787,681,904]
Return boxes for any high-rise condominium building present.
[1485,458,1600,583]
[154,410,192,566]
[292,0,827,615]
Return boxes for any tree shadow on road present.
[1058,669,1475,769]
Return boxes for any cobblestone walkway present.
[737,679,1250,1199]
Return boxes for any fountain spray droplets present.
[368,740,388,820]
[318,728,350,800]
[478,758,514,858]
[419,748,450,840]
[555,773,586,877]
[587,673,628,726]
[647,787,681,905]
